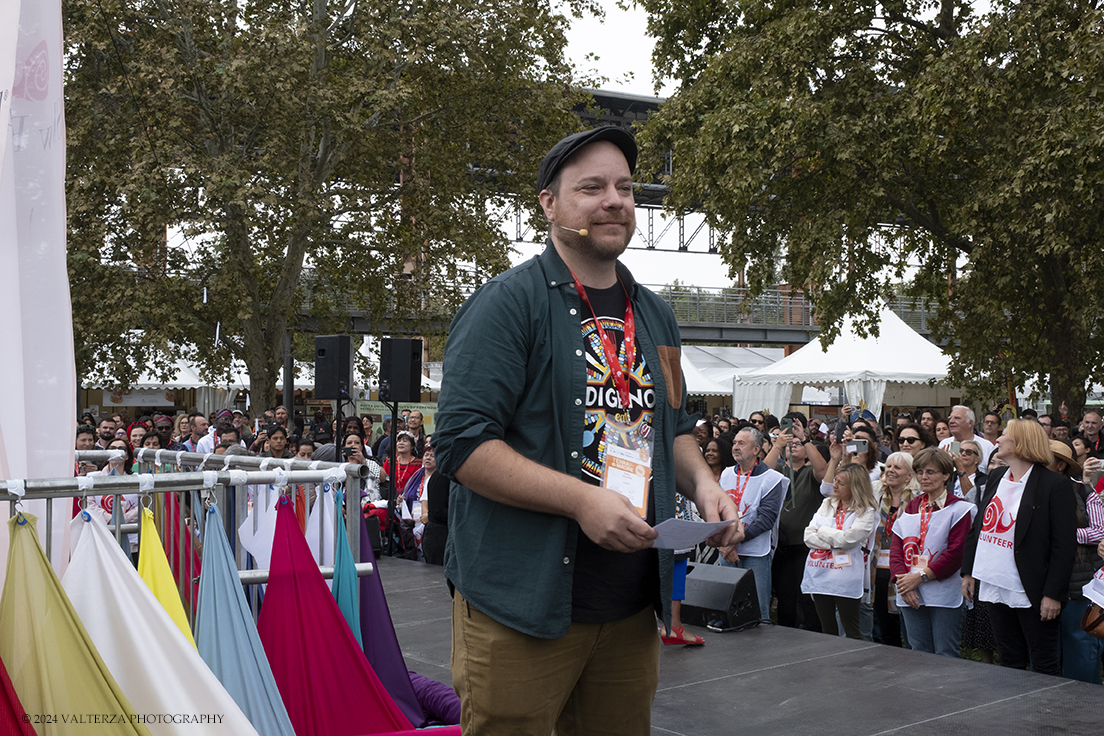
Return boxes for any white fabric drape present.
[732,379,793,420]
[63,512,260,735]
[305,483,336,590]
[0,0,77,583]
[843,379,888,421]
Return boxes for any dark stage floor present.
[376,557,1103,736]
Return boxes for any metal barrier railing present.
[2,451,376,624]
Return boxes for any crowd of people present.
[73,405,450,565]
[679,405,1104,683]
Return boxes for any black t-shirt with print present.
[571,282,659,623]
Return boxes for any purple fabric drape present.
[358,513,427,727]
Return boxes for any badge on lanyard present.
[601,417,654,518]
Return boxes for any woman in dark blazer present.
[961,419,1076,675]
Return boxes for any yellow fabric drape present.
[0,513,153,735]
[137,508,196,649]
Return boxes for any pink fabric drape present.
[0,652,36,735]
[257,497,413,736]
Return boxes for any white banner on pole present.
[0,0,77,581]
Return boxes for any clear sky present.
[507,1,735,289]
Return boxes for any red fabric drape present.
[0,653,37,735]
[258,498,413,736]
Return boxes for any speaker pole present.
[385,399,399,557]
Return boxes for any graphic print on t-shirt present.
[580,311,655,484]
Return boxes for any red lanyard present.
[835,504,847,530]
[572,274,635,413]
[918,498,935,551]
[729,464,753,508]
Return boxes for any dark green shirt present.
[434,242,696,638]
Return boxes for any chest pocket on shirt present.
[656,345,682,409]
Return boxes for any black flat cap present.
[537,126,638,194]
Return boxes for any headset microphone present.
[553,222,588,237]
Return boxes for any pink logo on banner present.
[13,40,50,101]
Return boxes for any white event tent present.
[733,308,954,420]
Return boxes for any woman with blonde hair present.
[961,419,1076,675]
[802,463,878,639]
[871,452,919,647]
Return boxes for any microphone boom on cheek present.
[554,222,588,237]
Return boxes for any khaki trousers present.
[450,591,660,736]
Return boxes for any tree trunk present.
[1040,254,1087,420]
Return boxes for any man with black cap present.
[434,127,742,735]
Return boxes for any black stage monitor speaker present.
[680,562,760,632]
[380,338,423,403]
[315,335,353,399]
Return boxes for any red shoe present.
[660,625,705,646]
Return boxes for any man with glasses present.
[939,406,994,473]
[1037,414,1054,438]
[748,411,766,429]
[981,411,1002,444]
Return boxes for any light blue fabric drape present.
[194,505,296,736]
[332,489,363,647]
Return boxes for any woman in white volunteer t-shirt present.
[961,419,1077,676]
[801,463,878,639]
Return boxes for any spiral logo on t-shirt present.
[901,536,921,567]
[981,497,1015,534]
[99,495,114,514]
[809,548,832,560]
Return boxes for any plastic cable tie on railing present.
[228,469,249,488]
[222,454,232,471]
[7,479,24,498]
[138,474,156,493]
[324,466,347,486]
[202,471,219,490]
[202,453,214,468]
[259,458,272,471]
[309,460,321,471]
[175,451,185,467]
[155,449,165,467]
[108,449,125,462]
[283,459,294,471]
[77,476,96,493]
[272,467,288,491]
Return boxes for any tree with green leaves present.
[65,0,594,407]
[638,0,1104,415]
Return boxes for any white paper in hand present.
[652,518,735,549]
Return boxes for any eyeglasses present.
[916,469,946,477]
[960,449,978,456]
[898,436,921,445]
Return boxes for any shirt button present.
[570,308,577,315]
[563,557,570,565]
[575,349,582,356]
[550,281,557,286]
[575,398,582,405]
[571,451,578,459]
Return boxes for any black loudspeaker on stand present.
[680,563,761,632]
[380,338,423,403]
[315,335,353,400]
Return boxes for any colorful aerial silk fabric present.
[357,514,428,727]
[0,650,36,735]
[0,513,153,736]
[62,511,260,736]
[161,492,201,607]
[305,482,336,569]
[332,489,363,648]
[137,507,196,648]
[238,484,278,570]
[194,505,296,736]
[258,497,413,735]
